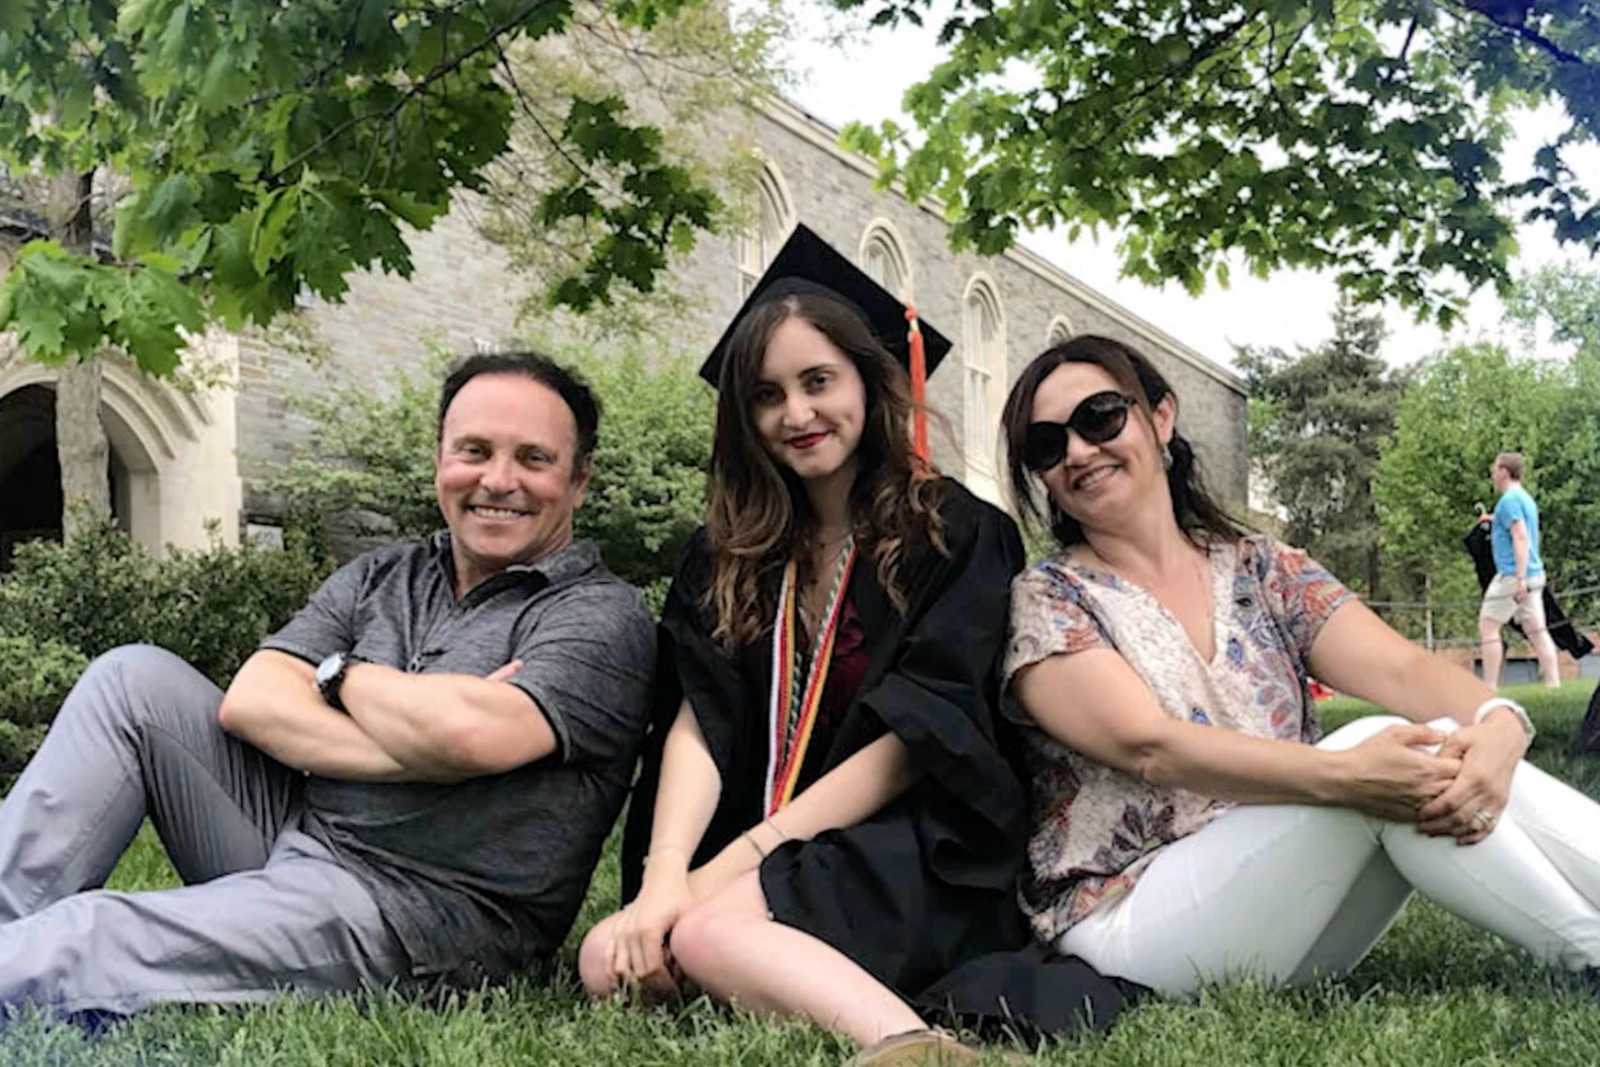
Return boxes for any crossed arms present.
[218,651,557,783]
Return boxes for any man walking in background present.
[1478,452,1562,689]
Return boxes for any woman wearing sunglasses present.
[998,334,1600,996]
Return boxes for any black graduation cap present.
[699,223,954,389]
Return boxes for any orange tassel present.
[906,305,928,460]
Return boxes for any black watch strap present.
[317,652,358,711]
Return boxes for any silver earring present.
[1161,443,1173,471]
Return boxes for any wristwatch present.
[315,651,358,712]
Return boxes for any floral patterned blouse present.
[1003,534,1354,945]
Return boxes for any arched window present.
[858,220,912,302]
[736,162,796,297]
[1047,315,1074,346]
[962,277,1007,481]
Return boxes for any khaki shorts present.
[1480,573,1548,628]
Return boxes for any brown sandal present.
[845,1029,986,1067]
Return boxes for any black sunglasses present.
[1023,391,1138,471]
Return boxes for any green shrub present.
[0,721,48,792]
[0,524,160,661]
[0,634,89,786]
[0,525,333,687]
[569,350,712,596]
[145,532,336,683]
[273,355,447,545]
[0,634,88,728]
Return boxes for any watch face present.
[316,652,345,688]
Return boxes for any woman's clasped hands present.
[1416,712,1529,846]
[1334,714,1528,846]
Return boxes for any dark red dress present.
[794,597,870,794]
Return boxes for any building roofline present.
[0,201,117,257]
[0,205,50,238]
[756,96,1246,394]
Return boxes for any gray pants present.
[0,645,408,1014]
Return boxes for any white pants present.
[1059,716,1600,995]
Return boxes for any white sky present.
[774,1,1597,372]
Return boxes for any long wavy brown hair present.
[705,289,946,646]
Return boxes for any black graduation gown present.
[621,479,1143,1038]
[1463,520,1593,659]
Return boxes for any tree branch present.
[1077,8,1270,157]
[492,40,628,203]
[241,0,487,110]
[1398,15,1420,64]
[261,0,569,188]
[1445,0,1588,64]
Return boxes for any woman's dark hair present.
[1000,335,1243,550]
[437,351,600,479]
[705,290,945,645]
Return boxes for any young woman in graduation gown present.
[576,273,1033,1061]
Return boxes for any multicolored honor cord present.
[764,536,857,816]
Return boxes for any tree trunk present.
[57,358,109,539]
[48,169,111,541]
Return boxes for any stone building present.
[0,97,1246,559]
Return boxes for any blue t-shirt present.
[1491,485,1544,578]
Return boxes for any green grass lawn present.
[4,681,1600,1064]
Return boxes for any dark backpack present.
[1577,684,1600,755]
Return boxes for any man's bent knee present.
[72,645,217,726]
[83,645,199,697]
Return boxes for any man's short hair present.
[1496,452,1526,481]
[437,352,601,476]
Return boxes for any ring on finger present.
[1473,809,1495,828]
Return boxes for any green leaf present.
[372,190,443,231]
[0,0,37,37]
[140,176,201,244]
[156,1,193,68]
[250,187,297,276]
[407,21,445,77]
[116,0,169,37]
[136,250,185,274]
[354,0,393,48]
[198,44,251,112]
[56,75,95,132]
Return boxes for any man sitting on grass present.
[0,352,655,1015]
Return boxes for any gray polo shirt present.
[260,533,654,981]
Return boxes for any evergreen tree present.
[1239,301,1403,596]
